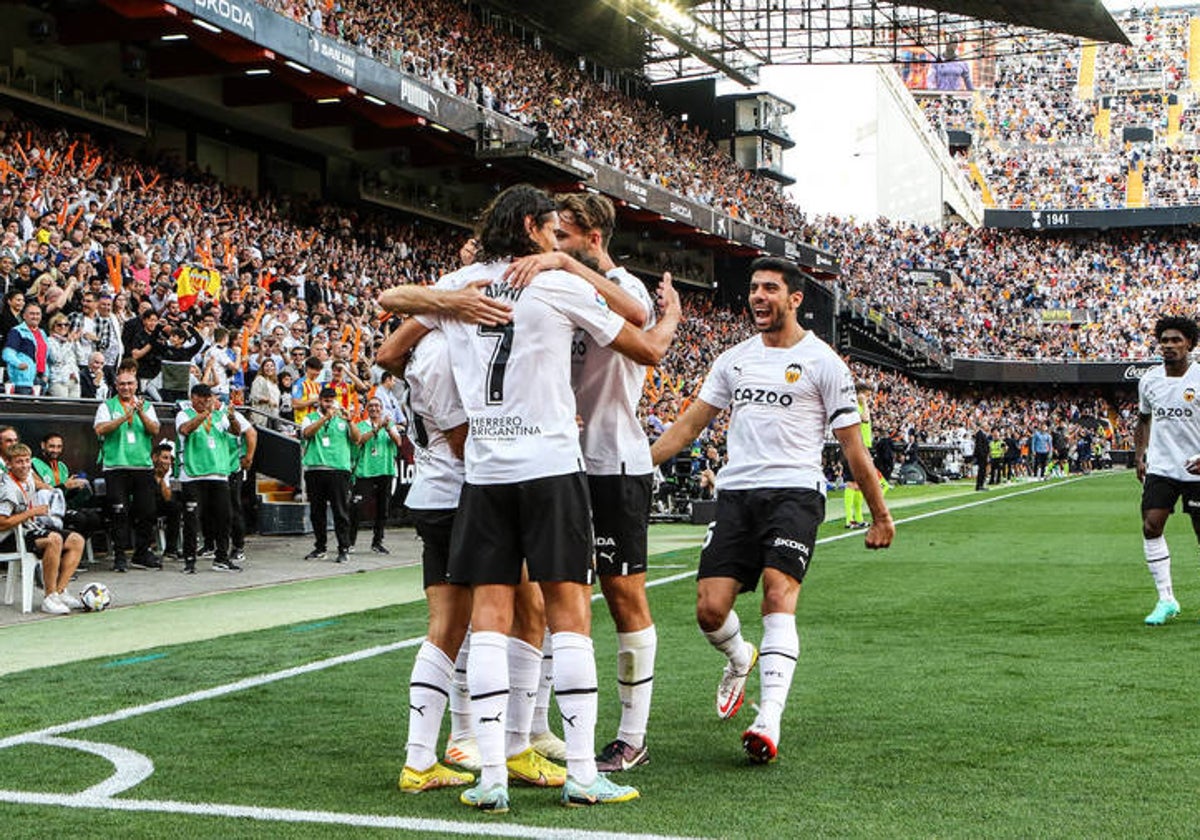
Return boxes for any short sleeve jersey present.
[175,407,233,481]
[94,398,158,470]
[698,332,860,493]
[353,419,399,479]
[223,411,249,473]
[420,261,625,484]
[403,328,467,509]
[0,471,34,542]
[572,267,655,476]
[1138,363,1200,482]
[301,412,354,472]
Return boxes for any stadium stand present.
[259,0,812,237]
[917,7,1200,210]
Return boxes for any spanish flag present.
[175,264,222,311]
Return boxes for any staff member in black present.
[974,425,990,492]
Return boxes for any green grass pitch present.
[3,470,1200,839]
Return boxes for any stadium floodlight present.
[245,68,270,76]
[316,97,340,104]
[429,123,450,133]
[363,94,386,105]
[192,19,221,34]
[284,60,311,74]
[594,0,762,85]
[636,1,1130,83]
[161,33,189,41]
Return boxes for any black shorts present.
[408,507,456,589]
[699,488,824,592]
[0,525,62,556]
[448,472,594,586]
[589,473,651,577]
[1141,474,1200,516]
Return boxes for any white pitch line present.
[815,476,1084,546]
[34,737,155,798]
[0,791,706,840]
[0,475,1090,838]
[0,476,1082,751]
[0,639,423,750]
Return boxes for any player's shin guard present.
[616,625,656,749]
[505,636,542,757]
[405,641,454,771]
[467,631,510,788]
[449,632,472,742]
[1144,536,1174,600]
[551,631,599,786]
[852,489,865,524]
[843,487,854,524]
[703,610,750,671]
[756,613,799,735]
[531,628,554,735]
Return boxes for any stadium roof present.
[619,0,1131,85]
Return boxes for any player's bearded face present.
[748,272,799,333]
[555,213,600,270]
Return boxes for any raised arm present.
[505,252,648,326]
[605,273,682,366]
[375,318,432,376]
[649,399,722,466]
[378,281,512,326]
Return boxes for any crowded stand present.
[262,0,812,238]
[918,7,1200,210]
[819,216,1200,361]
[0,97,1189,397]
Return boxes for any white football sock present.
[755,612,799,740]
[467,630,509,788]
[1144,536,1174,600]
[703,610,750,670]
[615,625,657,749]
[531,628,555,735]
[404,641,453,771]
[449,632,472,742]
[552,631,599,786]
[505,636,543,757]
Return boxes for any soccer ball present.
[79,582,112,612]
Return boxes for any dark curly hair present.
[749,256,805,294]
[1154,316,1199,349]
[474,184,556,262]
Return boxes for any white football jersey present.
[572,267,655,476]
[420,261,625,484]
[403,328,467,509]
[698,331,859,493]
[1138,363,1200,482]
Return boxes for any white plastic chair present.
[1,523,40,613]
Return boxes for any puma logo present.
[479,712,503,725]
[561,712,579,729]
[410,704,426,717]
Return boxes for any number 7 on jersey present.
[479,322,515,404]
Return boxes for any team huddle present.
[377,184,894,813]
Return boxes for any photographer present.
[300,385,364,564]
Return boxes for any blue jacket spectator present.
[3,303,48,392]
